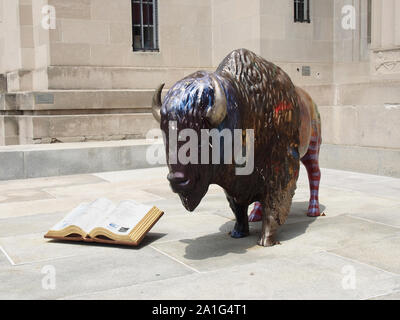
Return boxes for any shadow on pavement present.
[181,201,325,260]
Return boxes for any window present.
[131,0,159,51]
[294,0,310,23]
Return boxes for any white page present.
[50,198,116,234]
[50,202,91,231]
[98,200,153,236]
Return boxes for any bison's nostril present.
[167,172,187,183]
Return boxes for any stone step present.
[0,139,398,181]
[0,74,7,93]
[318,104,400,150]
[301,80,400,106]
[1,89,165,113]
[47,66,212,90]
[0,113,159,145]
[320,144,400,178]
[0,139,165,181]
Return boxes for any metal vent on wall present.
[302,66,311,76]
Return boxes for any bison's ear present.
[152,83,165,123]
[205,75,227,127]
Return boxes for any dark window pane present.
[132,2,141,24]
[144,26,154,49]
[133,26,142,49]
[299,1,304,21]
[294,0,310,23]
[143,3,153,25]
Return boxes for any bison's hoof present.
[307,210,321,217]
[230,229,249,238]
[257,235,279,247]
[307,206,320,217]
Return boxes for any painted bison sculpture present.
[151,48,322,247]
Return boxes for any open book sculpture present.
[44,198,164,246]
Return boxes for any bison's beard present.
[177,185,209,212]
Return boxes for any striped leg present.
[248,201,263,222]
[301,134,321,217]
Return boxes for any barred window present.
[294,0,310,23]
[131,0,159,51]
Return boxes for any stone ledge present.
[320,144,400,178]
[47,66,214,90]
[318,104,400,149]
[0,139,165,181]
[301,80,400,106]
[1,89,162,111]
[1,141,399,181]
[0,113,159,145]
[0,74,7,93]
[337,80,400,105]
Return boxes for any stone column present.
[13,0,50,91]
[371,0,400,76]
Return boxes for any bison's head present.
[152,71,228,211]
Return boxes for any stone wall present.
[48,0,212,68]
[0,0,400,178]
[260,0,334,86]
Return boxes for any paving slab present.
[348,206,400,228]
[66,251,400,300]
[93,166,169,183]
[317,186,399,217]
[0,232,109,265]
[151,215,399,273]
[0,173,106,192]
[0,212,66,238]
[0,245,194,299]
[149,214,234,245]
[0,188,55,204]
[329,234,400,275]
[0,197,96,220]
[0,166,399,299]
[369,291,400,300]
[43,179,165,200]
[0,249,11,268]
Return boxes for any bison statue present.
[151,48,322,247]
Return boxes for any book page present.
[98,200,152,236]
[50,198,116,234]
[50,202,90,231]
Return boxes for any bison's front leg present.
[258,179,297,247]
[225,194,249,238]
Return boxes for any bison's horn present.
[152,83,165,123]
[206,74,227,127]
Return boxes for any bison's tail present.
[311,100,322,146]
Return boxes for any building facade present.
[0,0,399,176]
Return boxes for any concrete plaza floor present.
[0,166,399,300]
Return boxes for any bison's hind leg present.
[301,133,322,217]
[248,201,262,222]
[225,193,249,238]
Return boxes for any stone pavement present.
[0,166,399,300]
